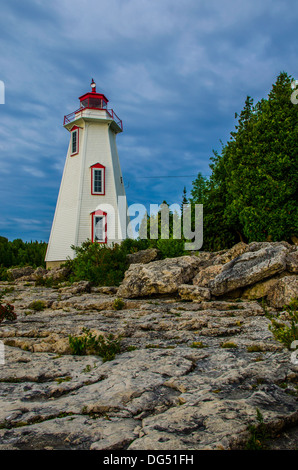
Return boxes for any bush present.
[0,266,9,281]
[68,328,121,362]
[246,408,269,450]
[269,298,298,349]
[66,241,128,286]
[155,238,186,258]
[28,300,47,311]
[113,298,125,310]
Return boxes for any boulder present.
[193,264,223,288]
[117,256,201,298]
[241,272,295,300]
[92,286,118,295]
[8,266,35,280]
[286,250,298,273]
[210,244,288,296]
[45,266,70,281]
[58,281,91,295]
[247,241,293,252]
[267,276,298,308]
[213,242,248,265]
[34,267,48,278]
[178,284,211,301]
[241,277,281,300]
[126,248,160,265]
[192,251,219,268]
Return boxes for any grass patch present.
[220,341,238,349]
[190,341,207,349]
[126,345,138,352]
[247,344,264,352]
[55,376,72,384]
[28,300,47,311]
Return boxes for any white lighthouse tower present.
[45,80,128,268]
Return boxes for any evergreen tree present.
[189,72,298,250]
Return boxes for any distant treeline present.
[0,236,47,271]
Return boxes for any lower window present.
[91,210,107,243]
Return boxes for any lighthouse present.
[45,80,128,269]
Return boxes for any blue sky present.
[0,0,297,242]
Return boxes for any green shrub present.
[269,298,298,349]
[66,241,129,287]
[155,238,186,259]
[68,328,121,362]
[246,408,269,450]
[113,298,125,310]
[28,300,47,311]
[0,266,9,281]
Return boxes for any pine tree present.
[189,72,298,250]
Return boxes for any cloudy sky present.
[0,0,297,242]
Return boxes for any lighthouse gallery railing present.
[63,107,123,130]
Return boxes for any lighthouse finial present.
[91,78,96,93]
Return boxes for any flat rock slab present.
[0,282,297,450]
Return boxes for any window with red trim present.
[70,127,79,155]
[91,163,105,195]
[91,210,107,243]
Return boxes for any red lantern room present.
[63,79,123,132]
[78,79,109,110]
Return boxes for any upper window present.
[91,163,105,195]
[93,168,103,193]
[70,128,79,155]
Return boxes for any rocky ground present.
[0,241,298,450]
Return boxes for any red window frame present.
[91,209,107,244]
[90,163,105,195]
[70,126,79,156]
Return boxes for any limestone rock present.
[193,264,223,288]
[210,244,288,296]
[286,250,298,273]
[267,276,298,308]
[214,242,248,265]
[178,284,211,301]
[127,248,160,265]
[34,267,48,278]
[45,265,70,281]
[58,281,91,294]
[241,277,280,300]
[192,251,218,268]
[8,266,35,280]
[93,286,118,295]
[241,272,295,300]
[247,241,293,252]
[117,256,201,298]
[1,243,298,451]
